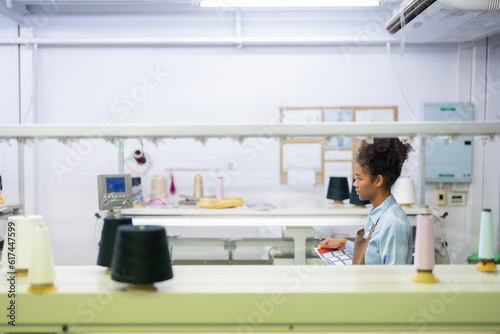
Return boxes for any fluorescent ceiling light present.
[196,0,383,7]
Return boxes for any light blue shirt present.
[345,194,413,265]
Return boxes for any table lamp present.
[412,214,439,283]
[28,225,57,293]
[349,179,370,208]
[97,216,133,274]
[326,177,350,205]
[392,177,417,208]
[477,209,496,272]
[111,225,173,291]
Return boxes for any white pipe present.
[0,122,499,140]
[420,137,426,206]
[438,0,500,11]
[0,35,395,46]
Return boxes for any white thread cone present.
[392,178,417,207]
[414,215,435,271]
[28,224,55,286]
[151,174,168,199]
[478,209,495,261]
[1,215,41,271]
[194,174,203,198]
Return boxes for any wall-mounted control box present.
[423,103,473,183]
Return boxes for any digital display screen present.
[106,177,126,193]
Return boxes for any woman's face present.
[353,163,378,201]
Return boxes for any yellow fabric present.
[196,198,244,209]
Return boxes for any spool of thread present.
[477,209,497,272]
[412,215,438,283]
[131,176,144,205]
[150,174,168,199]
[97,216,133,273]
[216,176,224,201]
[111,225,173,291]
[349,179,370,208]
[170,174,176,195]
[28,225,57,293]
[326,177,350,205]
[0,175,4,204]
[1,215,42,274]
[392,177,417,208]
[133,149,147,165]
[194,174,203,199]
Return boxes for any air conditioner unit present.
[385,0,500,43]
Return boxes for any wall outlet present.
[451,183,469,192]
[448,193,466,206]
[436,189,446,206]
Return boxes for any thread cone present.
[1,215,42,272]
[28,225,57,292]
[414,215,435,271]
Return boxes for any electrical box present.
[423,103,473,183]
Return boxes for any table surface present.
[1,265,499,332]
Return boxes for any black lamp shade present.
[349,179,370,206]
[97,216,133,267]
[326,177,350,201]
[111,225,173,285]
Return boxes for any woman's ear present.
[375,175,384,188]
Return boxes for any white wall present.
[1,13,497,265]
[0,19,20,211]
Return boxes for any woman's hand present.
[318,238,347,249]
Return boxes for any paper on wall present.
[287,168,316,189]
[283,143,322,170]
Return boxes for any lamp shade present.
[392,177,417,207]
[478,209,495,261]
[326,177,350,204]
[97,216,133,268]
[349,179,370,207]
[111,225,173,286]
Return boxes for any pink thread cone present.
[216,177,224,201]
[414,214,435,271]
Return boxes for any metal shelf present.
[0,121,499,140]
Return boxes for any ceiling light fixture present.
[194,0,383,8]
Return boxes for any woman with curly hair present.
[319,138,413,265]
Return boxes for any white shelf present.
[1,121,499,140]
[121,205,446,227]
[122,205,439,216]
